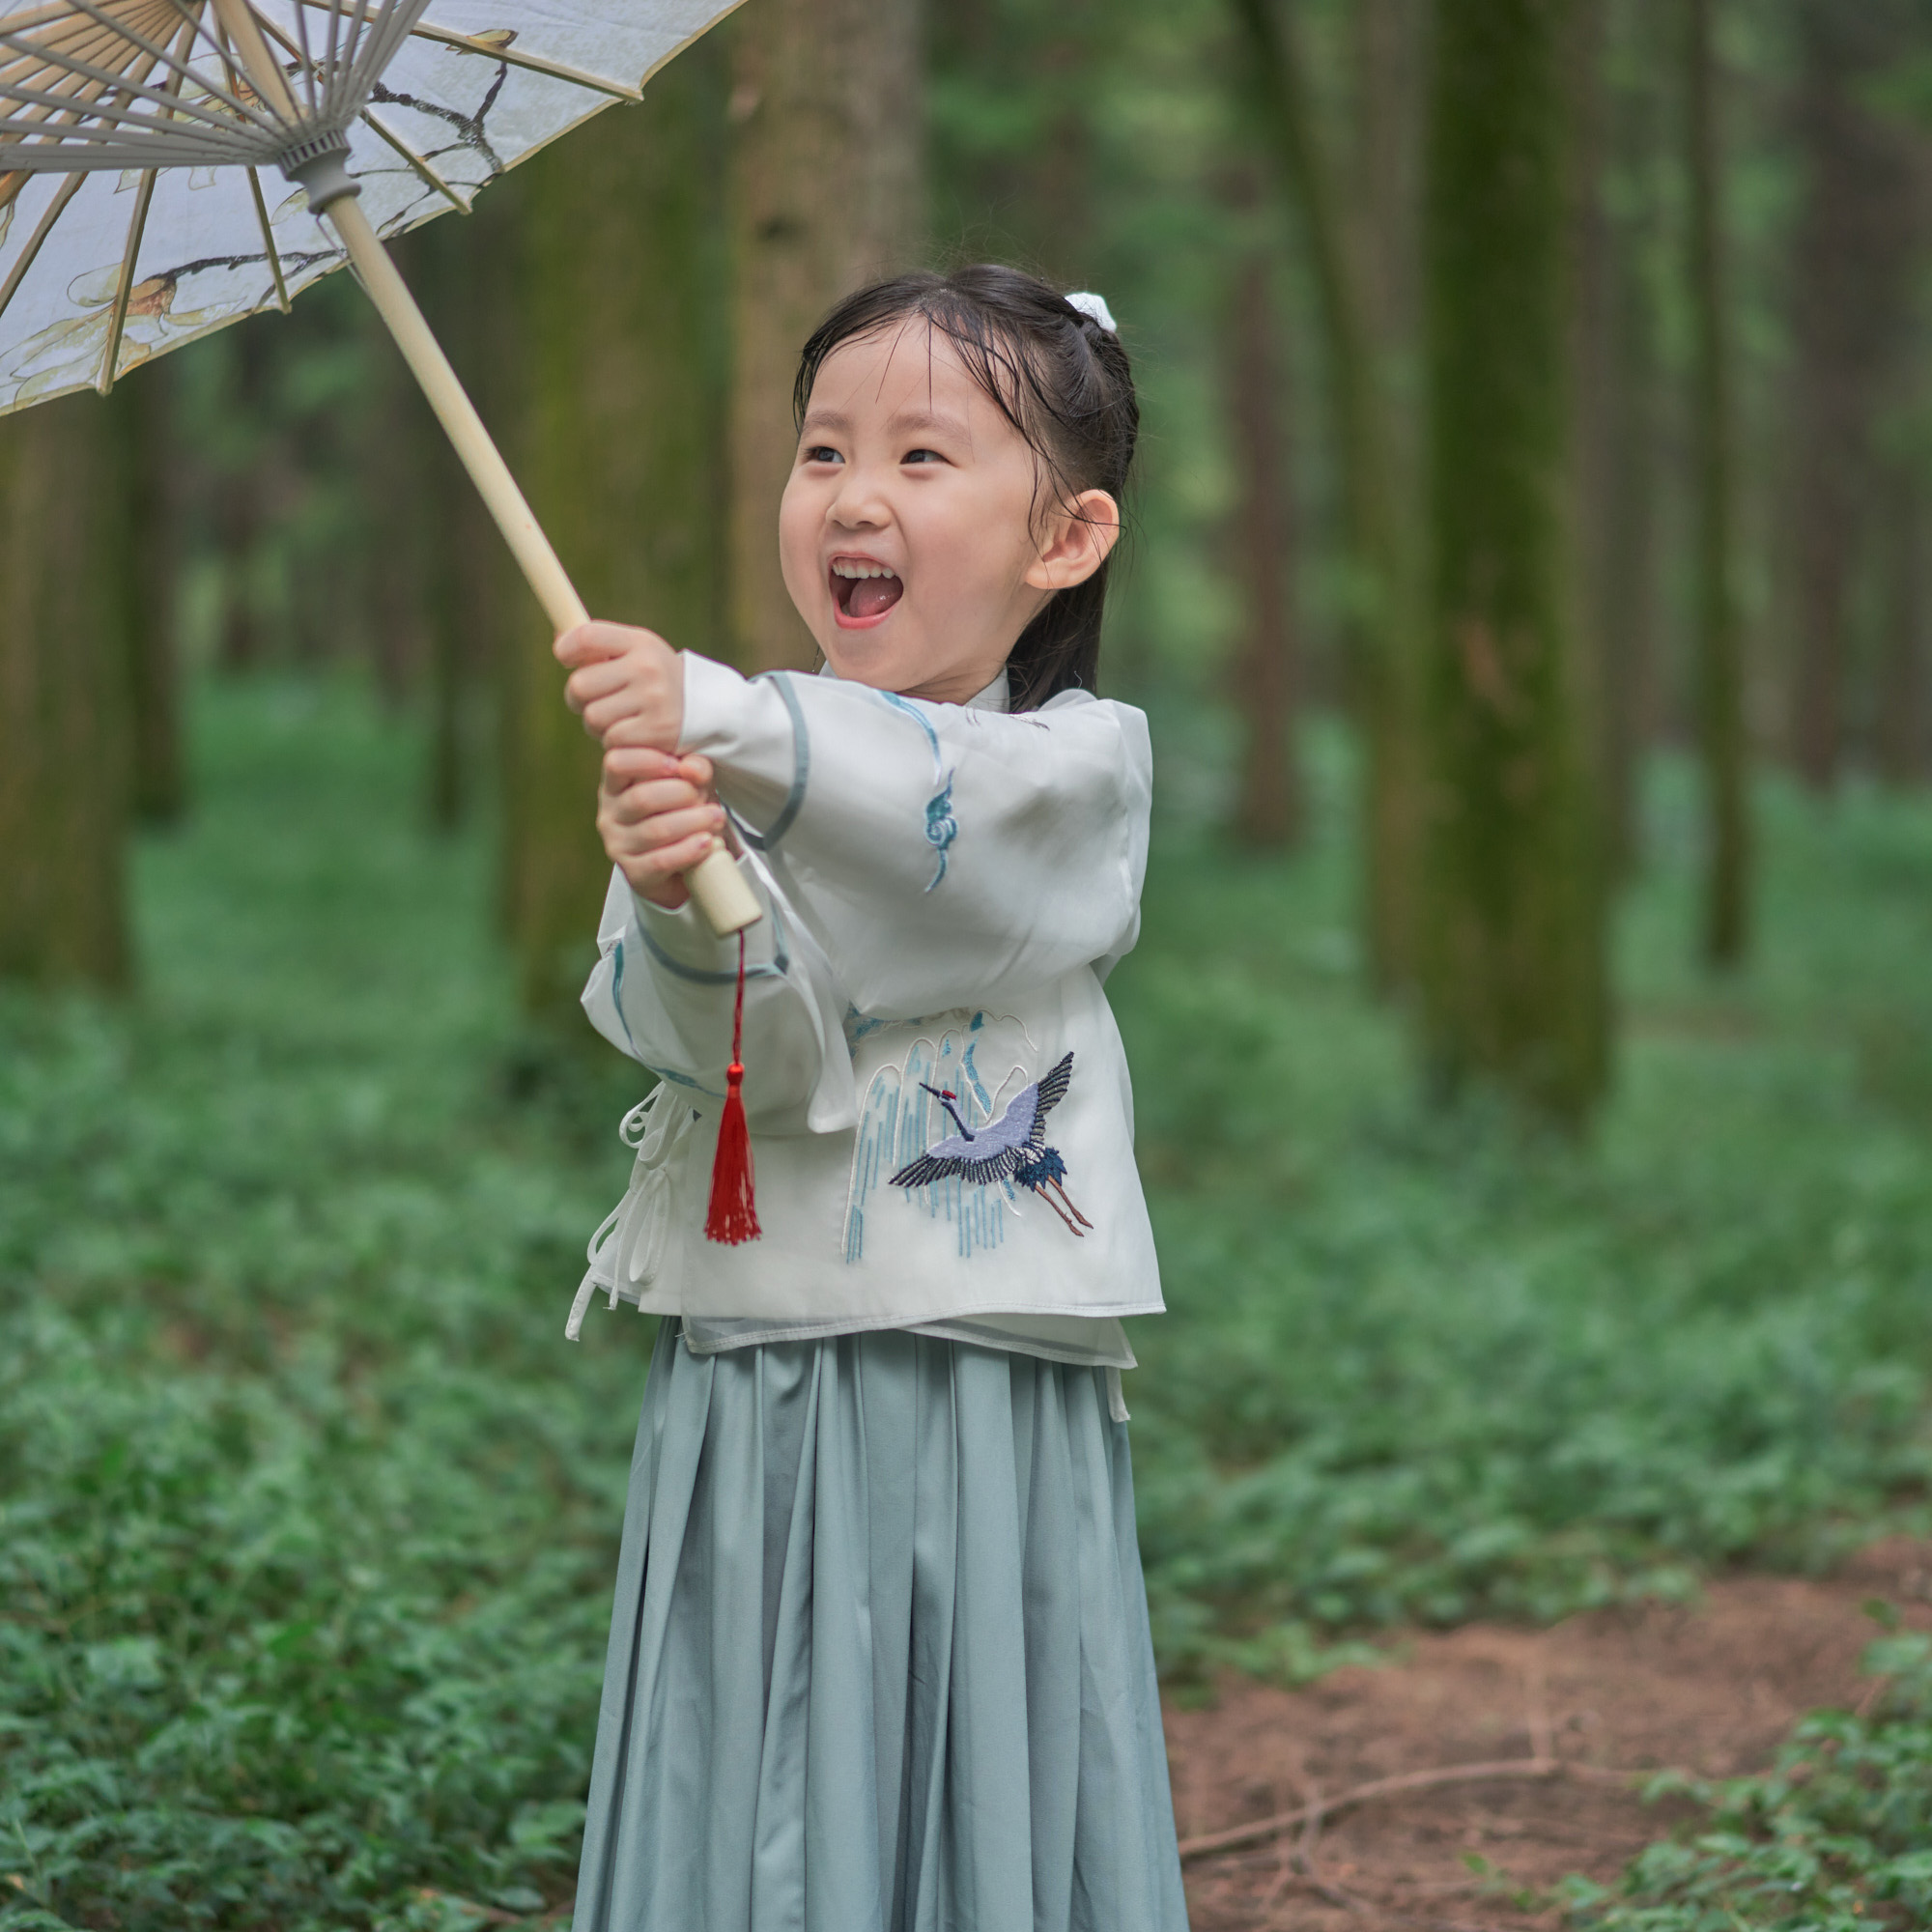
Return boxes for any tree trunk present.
[1230,0,1423,992]
[1877,461,1927,787]
[215,320,270,672]
[727,0,925,671]
[1684,0,1748,968]
[1593,0,1665,876]
[1568,0,1619,858]
[421,440,486,836]
[1419,0,1607,1125]
[1224,197,1301,849]
[491,58,731,1024]
[364,333,429,712]
[400,215,495,837]
[0,393,130,990]
[1784,0,1919,790]
[104,364,185,826]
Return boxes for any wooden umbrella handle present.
[323,195,759,938]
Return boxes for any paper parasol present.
[0,0,758,935]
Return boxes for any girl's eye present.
[903,447,944,466]
[804,445,841,465]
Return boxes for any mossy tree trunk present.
[1229,0,1423,993]
[401,216,496,838]
[1592,0,1667,879]
[484,59,730,1025]
[1684,0,1748,968]
[1877,466,1928,788]
[1568,0,1620,864]
[104,364,185,826]
[726,0,925,671]
[1419,0,1608,1125]
[1223,173,1301,849]
[1784,0,1919,791]
[0,393,131,990]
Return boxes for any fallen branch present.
[1177,1755,1650,1862]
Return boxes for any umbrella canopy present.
[0,1,740,409]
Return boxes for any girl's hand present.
[554,621,683,751]
[599,747,726,910]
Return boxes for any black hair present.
[792,265,1138,711]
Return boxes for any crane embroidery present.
[890,1050,1094,1236]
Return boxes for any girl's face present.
[779,322,1119,705]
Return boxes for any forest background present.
[5,0,1932,1926]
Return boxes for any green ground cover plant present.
[1563,1630,1932,1930]
[3,677,1930,1926]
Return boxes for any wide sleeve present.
[678,653,1151,1019]
[579,857,858,1135]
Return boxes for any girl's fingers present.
[607,779,696,818]
[601,802,722,853]
[638,806,723,850]
[608,785,723,831]
[602,745,682,786]
[554,620,660,670]
[616,829,718,906]
[569,667,648,724]
[602,749,713,796]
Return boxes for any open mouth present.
[830,556,904,626]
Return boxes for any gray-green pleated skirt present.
[571,1321,1190,1932]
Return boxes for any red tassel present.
[704,930,760,1245]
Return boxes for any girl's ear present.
[1024,488,1122,592]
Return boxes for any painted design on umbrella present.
[0,2,745,412]
[891,1050,1093,1237]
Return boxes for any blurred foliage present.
[0,683,639,1928]
[4,677,1931,1921]
[1564,1631,1932,1929]
[1123,725,1932,1676]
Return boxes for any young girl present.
[554,266,1189,1932]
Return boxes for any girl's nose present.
[829,462,891,529]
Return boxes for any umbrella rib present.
[97,161,156,392]
[330,0,372,113]
[321,0,340,102]
[0,128,251,163]
[353,0,429,112]
[247,162,289,308]
[0,167,80,323]
[358,103,462,210]
[35,0,285,134]
[0,84,251,145]
[0,37,154,137]
[157,0,278,118]
[288,0,316,116]
[0,29,276,139]
[406,23,642,101]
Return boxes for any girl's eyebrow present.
[798,406,971,440]
[886,407,970,439]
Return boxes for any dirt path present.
[1167,1538,1932,1931]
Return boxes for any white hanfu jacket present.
[569,651,1163,1402]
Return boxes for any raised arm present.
[677,653,1151,1018]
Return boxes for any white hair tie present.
[1066,290,1118,335]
